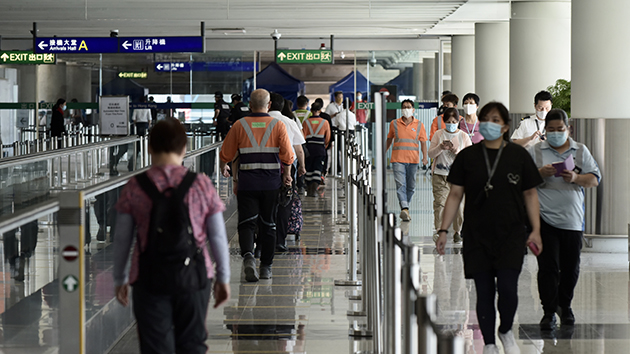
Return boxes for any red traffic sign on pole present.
[62,245,79,262]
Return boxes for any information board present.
[35,36,204,54]
[36,37,119,54]
[99,96,129,135]
[119,36,204,53]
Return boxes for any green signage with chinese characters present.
[276,49,333,64]
[118,71,148,79]
[0,51,56,65]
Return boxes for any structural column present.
[422,57,436,101]
[475,22,509,107]
[510,1,571,114]
[412,63,423,101]
[572,0,630,235]
[451,35,475,98]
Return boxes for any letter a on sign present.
[79,40,88,51]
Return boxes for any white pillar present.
[423,57,436,100]
[475,22,509,107]
[451,35,475,98]
[573,0,630,235]
[510,1,571,114]
[443,52,452,93]
[412,63,423,100]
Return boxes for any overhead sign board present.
[35,37,119,54]
[0,51,56,64]
[35,36,204,54]
[118,71,148,79]
[119,36,204,53]
[276,49,333,64]
[155,62,191,72]
[154,61,259,72]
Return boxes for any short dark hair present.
[334,91,343,98]
[462,93,480,106]
[314,98,324,106]
[534,90,553,105]
[55,98,66,106]
[442,93,459,106]
[401,99,414,108]
[478,102,511,127]
[149,118,187,154]
[545,108,569,128]
[311,101,323,113]
[269,93,285,111]
[442,107,459,123]
[297,95,309,108]
[441,90,452,97]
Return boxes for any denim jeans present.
[392,162,418,209]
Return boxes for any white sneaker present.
[498,330,520,354]
[483,344,500,354]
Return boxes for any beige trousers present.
[432,174,464,234]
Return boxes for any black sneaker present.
[243,255,259,282]
[276,244,288,253]
[559,307,575,326]
[259,265,272,279]
[540,312,557,330]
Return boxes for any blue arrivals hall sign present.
[35,36,204,54]
[36,37,119,53]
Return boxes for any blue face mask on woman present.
[445,123,458,133]
[546,131,568,147]
[479,121,504,141]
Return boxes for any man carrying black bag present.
[113,118,231,354]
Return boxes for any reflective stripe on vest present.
[239,118,281,170]
[305,118,326,144]
[392,119,421,151]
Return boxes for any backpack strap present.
[174,171,197,202]
[136,172,161,201]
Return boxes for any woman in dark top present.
[435,102,543,354]
[50,98,67,138]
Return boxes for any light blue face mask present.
[445,123,458,133]
[479,121,504,141]
[546,131,568,147]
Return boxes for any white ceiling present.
[0,0,512,39]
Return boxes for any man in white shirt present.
[132,96,152,136]
[333,101,357,133]
[511,90,553,148]
[269,93,306,251]
[325,91,344,119]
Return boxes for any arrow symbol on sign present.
[277,52,286,61]
[20,118,27,124]
[63,276,78,292]
[156,64,163,70]
[0,53,8,62]
[38,41,48,51]
[122,41,131,50]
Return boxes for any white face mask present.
[401,108,414,118]
[536,110,548,120]
[464,104,477,115]
[357,95,362,101]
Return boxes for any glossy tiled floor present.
[2,170,629,353]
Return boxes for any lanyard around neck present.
[464,119,477,137]
[481,141,506,194]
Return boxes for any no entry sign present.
[62,245,79,262]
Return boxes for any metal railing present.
[334,93,465,354]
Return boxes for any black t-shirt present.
[230,102,250,122]
[447,142,543,277]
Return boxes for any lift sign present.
[0,51,56,64]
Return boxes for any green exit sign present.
[276,50,333,64]
[0,51,56,65]
[118,72,147,79]
[357,102,374,110]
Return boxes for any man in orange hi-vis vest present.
[220,89,294,282]
[302,101,331,197]
[386,99,428,222]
